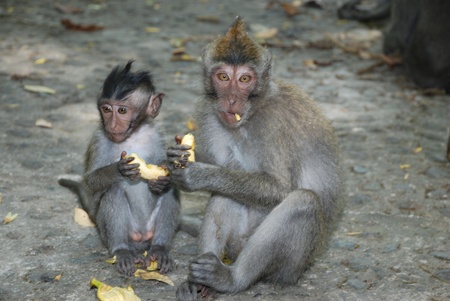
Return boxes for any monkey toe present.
[176,281,201,301]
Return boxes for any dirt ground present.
[0,0,449,300]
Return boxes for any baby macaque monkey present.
[159,17,343,300]
[59,61,179,276]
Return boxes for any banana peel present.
[126,153,169,180]
[90,278,141,301]
[134,269,175,286]
[181,133,195,162]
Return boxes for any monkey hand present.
[147,175,172,194]
[119,151,141,181]
[147,245,174,273]
[167,143,192,170]
[170,162,216,192]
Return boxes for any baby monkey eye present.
[101,105,112,113]
[239,75,252,83]
[217,73,230,81]
[118,107,127,114]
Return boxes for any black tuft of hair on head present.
[100,60,155,101]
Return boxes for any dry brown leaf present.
[54,274,62,281]
[145,27,160,33]
[346,231,362,236]
[254,28,278,39]
[3,212,18,224]
[196,15,220,23]
[400,164,411,170]
[303,59,318,70]
[55,4,83,14]
[24,85,56,94]
[60,19,105,32]
[74,207,95,227]
[134,269,174,286]
[35,118,53,128]
[280,2,301,16]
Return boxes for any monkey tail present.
[58,178,95,220]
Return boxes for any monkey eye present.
[239,75,252,83]
[217,73,230,81]
[117,107,128,114]
[101,105,112,113]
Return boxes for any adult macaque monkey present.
[338,0,450,92]
[166,17,343,299]
[59,61,179,276]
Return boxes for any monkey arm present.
[171,162,290,209]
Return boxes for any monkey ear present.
[147,93,165,118]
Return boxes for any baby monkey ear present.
[147,93,165,118]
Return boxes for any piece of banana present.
[181,133,195,162]
[235,113,241,121]
[126,153,169,180]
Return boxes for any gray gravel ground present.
[0,1,449,300]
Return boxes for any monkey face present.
[99,100,139,143]
[212,64,256,127]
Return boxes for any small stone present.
[347,278,368,290]
[362,182,382,191]
[350,194,372,206]
[426,189,448,199]
[332,240,358,250]
[426,167,450,179]
[352,166,369,174]
[431,251,450,261]
[433,269,450,282]
[346,257,375,271]
[382,242,399,253]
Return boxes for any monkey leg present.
[146,190,180,273]
[197,195,247,257]
[96,187,142,276]
[189,190,324,294]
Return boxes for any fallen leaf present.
[54,274,62,281]
[280,2,301,16]
[303,59,318,70]
[400,164,411,170]
[196,15,220,23]
[105,256,117,264]
[74,207,95,227]
[170,54,198,62]
[186,117,198,131]
[3,212,18,224]
[90,278,141,301]
[134,269,174,286]
[55,4,83,14]
[35,58,47,65]
[414,147,423,154]
[145,27,160,33]
[24,85,56,94]
[404,173,409,180]
[254,28,278,39]
[346,231,362,236]
[11,74,29,81]
[35,118,53,128]
[77,84,86,90]
[60,18,105,32]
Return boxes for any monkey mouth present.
[108,132,128,143]
[219,111,242,125]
